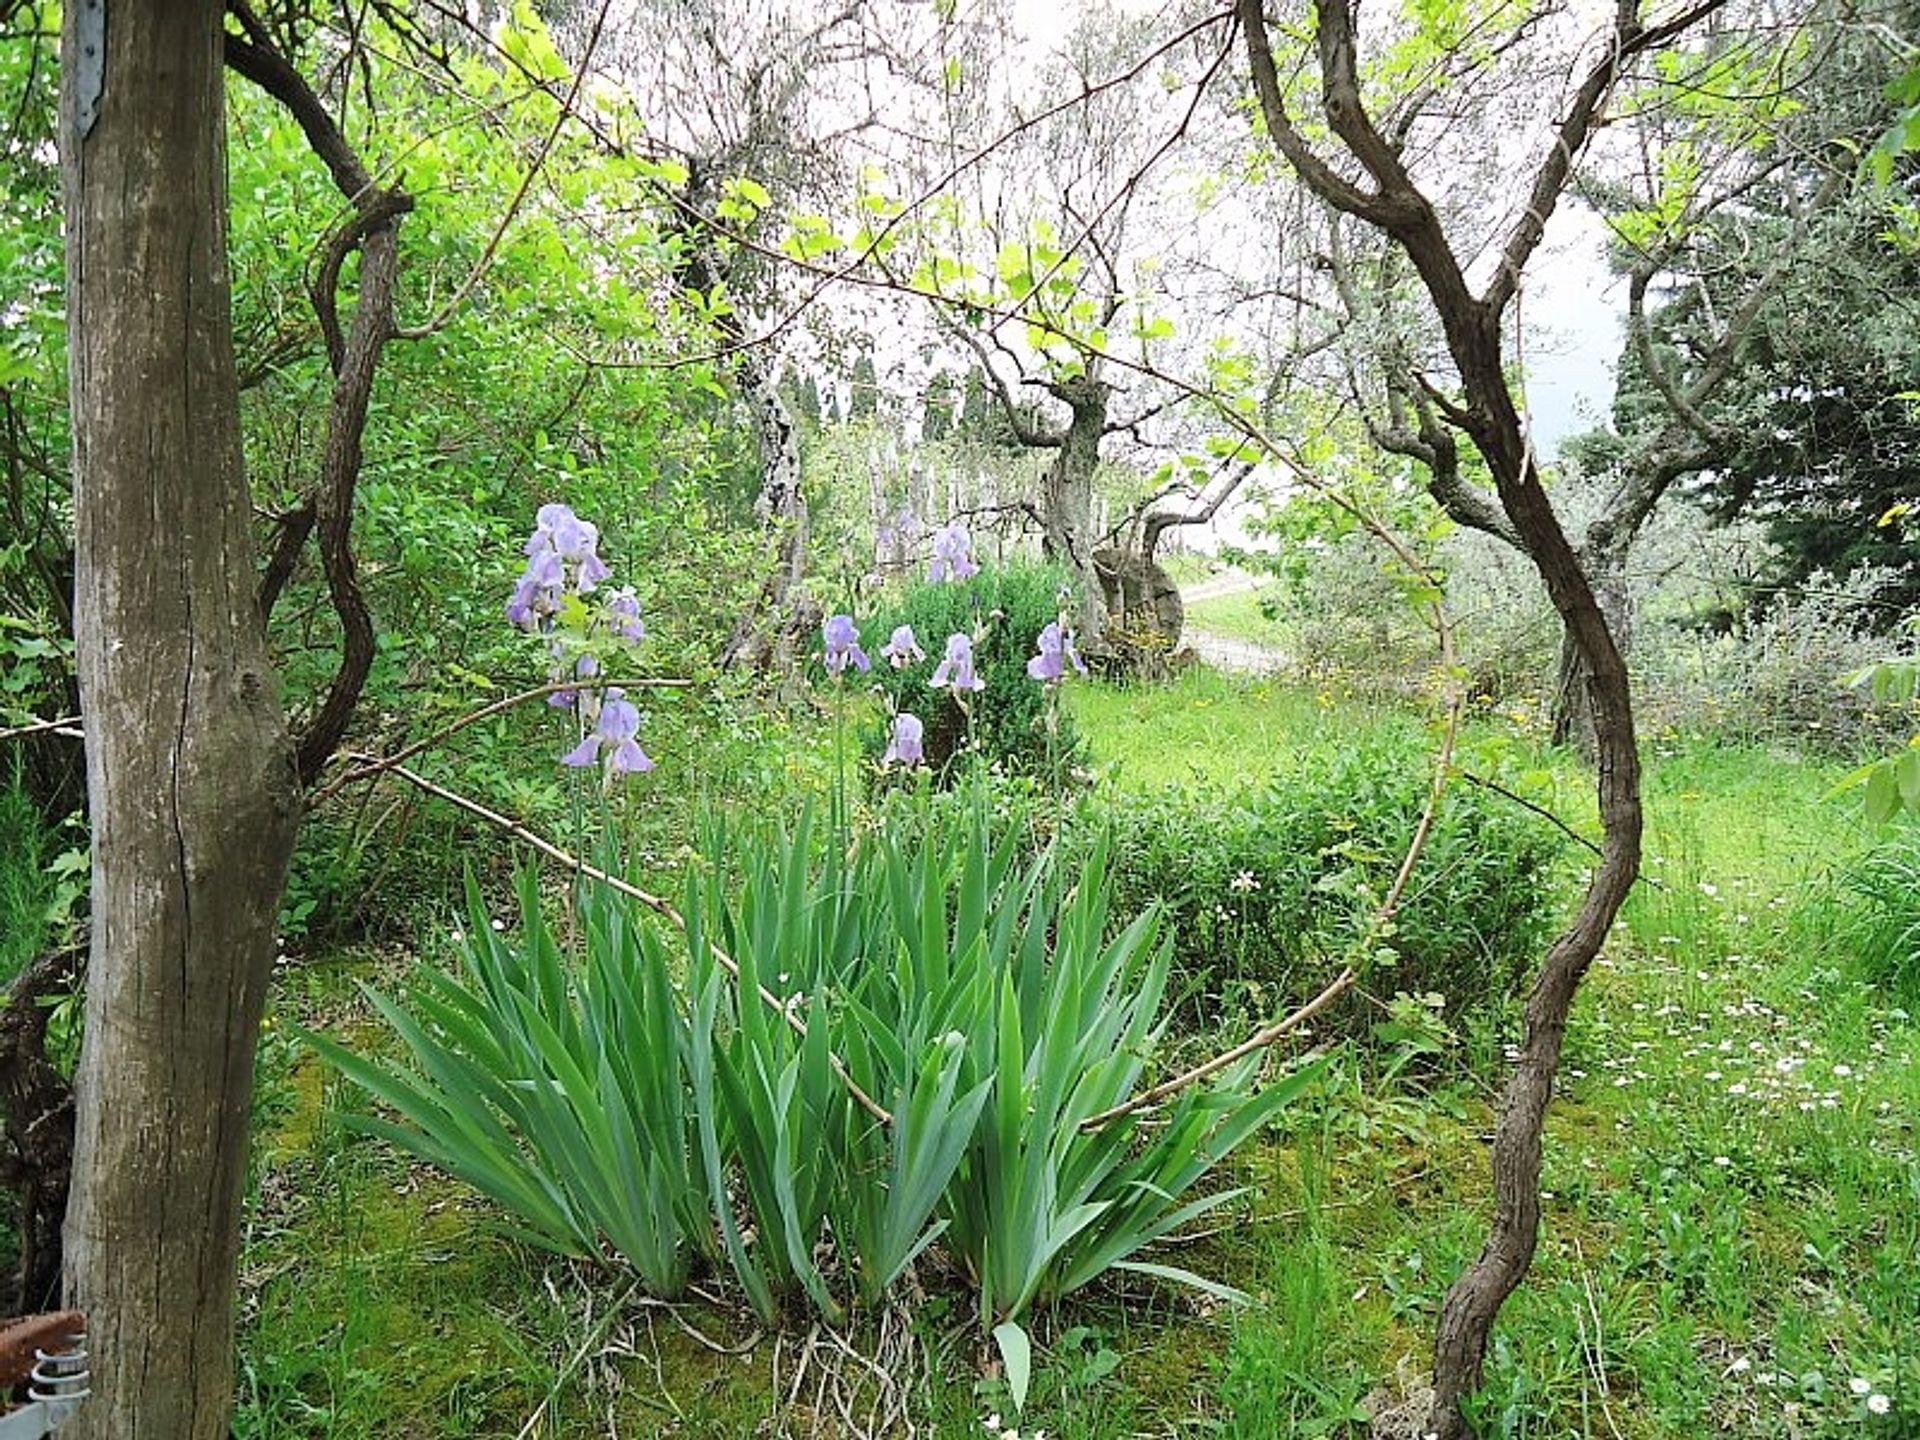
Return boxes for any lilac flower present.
[928,632,984,692]
[548,652,601,710]
[883,712,926,767]
[510,504,611,628]
[608,587,645,642]
[927,522,980,583]
[822,614,871,676]
[560,687,653,778]
[1026,622,1087,684]
[879,624,926,669]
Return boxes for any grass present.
[237,670,1920,1438]
[1067,667,1419,789]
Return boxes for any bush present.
[313,791,1310,1331]
[0,768,83,983]
[1631,583,1914,756]
[1089,739,1567,1036]
[861,561,1086,781]
[0,772,56,983]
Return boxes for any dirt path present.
[1178,570,1290,675]
[1180,569,1264,604]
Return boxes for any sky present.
[1520,201,1623,455]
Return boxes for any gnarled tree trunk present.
[61,8,302,1436]
[1037,375,1112,653]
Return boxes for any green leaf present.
[1898,748,1920,810]
[1866,761,1899,824]
[992,1320,1032,1413]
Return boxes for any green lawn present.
[1181,584,1289,651]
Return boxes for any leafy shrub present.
[1089,739,1567,1035]
[1632,583,1914,756]
[861,561,1086,781]
[314,792,1309,1331]
[0,772,56,983]
[1794,822,1920,1000]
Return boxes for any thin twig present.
[1078,965,1356,1130]
[514,1275,639,1440]
[0,717,82,743]
[1453,767,1667,891]
[308,675,695,804]
[381,761,894,1127]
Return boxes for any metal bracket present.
[0,1339,89,1439]
[72,0,106,141]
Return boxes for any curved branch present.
[1236,0,1392,222]
[226,2,414,783]
[946,324,1068,448]
[295,218,402,786]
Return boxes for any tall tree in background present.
[1541,3,1899,741]
[60,5,301,1436]
[582,0,887,668]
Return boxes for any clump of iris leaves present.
[307,788,1320,1386]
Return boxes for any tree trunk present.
[1039,376,1111,652]
[1550,536,1633,752]
[719,356,813,671]
[1425,373,1642,1440]
[60,10,302,1437]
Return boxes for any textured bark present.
[719,353,813,671]
[60,9,302,1438]
[1038,376,1113,652]
[1551,536,1633,752]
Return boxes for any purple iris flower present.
[560,687,653,778]
[879,624,925,669]
[608,587,645,642]
[822,614,871,676]
[1026,622,1087,684]
[928,632,984,692]
[548,653,600,711]
[515,503,611,621]
[883,712,926,767]
[506,548,568,629]
[927,522,980,583]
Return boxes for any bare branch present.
[1235,0,1396,223]
[945,323,1068,448]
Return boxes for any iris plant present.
[823,614,872,676]
[880,624,925,669]
[1025,622,1086,684]
[884,712,926,767]
[560,687,654,779]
